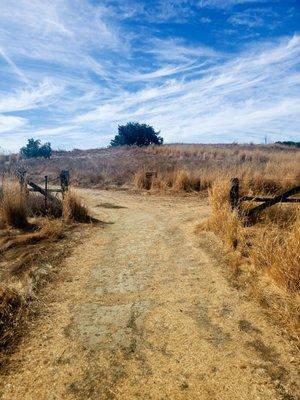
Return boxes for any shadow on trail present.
[96,202,127,210]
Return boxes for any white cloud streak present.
[198,0,269,9]
[74,35,300,142]
[0,115,26,133]
[0,80,62,113]
[0,46,29,84]
[0,0,299,150]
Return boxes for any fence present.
[15,169,70,211]
[230,177,300,223]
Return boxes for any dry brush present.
[204,178,300,339]
[0,178,92,354]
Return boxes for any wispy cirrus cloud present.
[145,38,221,62]
[0,46,29,84]
[198,0,269,9]
[73,35,300,142]
[0,0,299,151]
[0,0,124,82]
[0,115,26,133]
[228,7,279,29]
[108,0,197,23]
[0,80,62,113]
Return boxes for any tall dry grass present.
[0,178,92,225]
[2,144,299,193]
[251,215,300,292]
[0,181,92,352]
[0,181,28,229]
[0,284,24,348]
[205,179,300,337]
[62,190,91,222]
[0,178,63,227]
[135,168,220,192]
[134,170,152,190]
[205,179,243,250]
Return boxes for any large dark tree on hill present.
[110,122,163,147]
[20,138,52,159]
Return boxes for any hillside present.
[1,144,299,192]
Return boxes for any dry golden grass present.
[251,215,300,293]
[62,190,91,222]
[0,284,24,348]
[1,144,299,193]
[134,170,152,190]
[204,179,300,337]
[205,180,243,250]
[131,145,299,193]
[0,177,64,225]
[0,181,28,229]
[0,180,93,352]
[0,217,66,350]
[174,170,191,191]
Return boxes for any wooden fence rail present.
[230,177,300,223]
[27,179,61,209]
[15,169,70,212]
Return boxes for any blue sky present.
[0,0,299,151]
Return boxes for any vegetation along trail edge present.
[0,189,299,400]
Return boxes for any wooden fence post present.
[44,175,48,212]
[59,170,70,195]
[230,177,239,210]
[17,169,27,192]
[145,171,157,190]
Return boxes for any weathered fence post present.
[44,175,48,211]
[230,177,239,210]
[17,168,27,192]
[59,170,70,195]
[145,171,157,190]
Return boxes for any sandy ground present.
[0,189,299,400]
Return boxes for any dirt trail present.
[0,190,299,400]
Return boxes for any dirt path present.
[0,190,299,400]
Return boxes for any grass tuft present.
[0,180,28,229]
[251,215,300,292]
[134,170,152,190]
[62,190,91,222]
[0,284,24,348]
